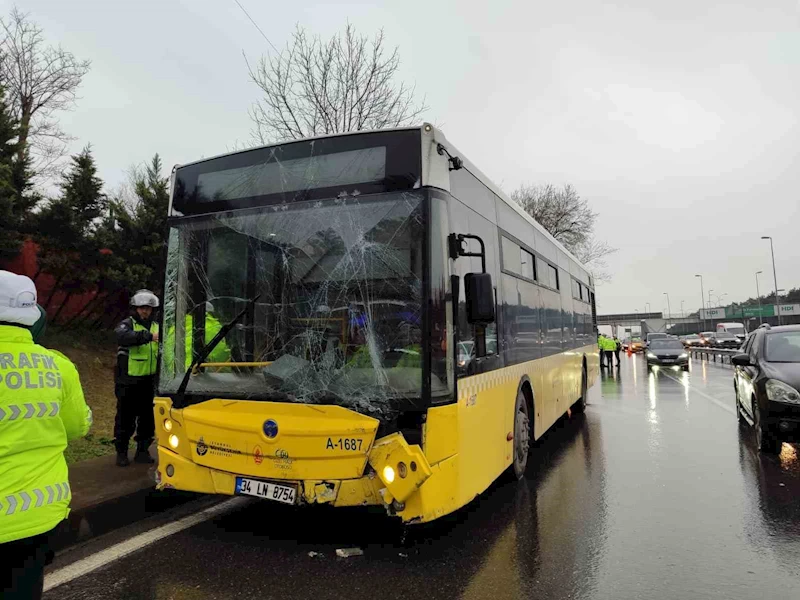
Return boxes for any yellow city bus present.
[154,124,599,523]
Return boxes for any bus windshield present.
[159,191,434,417]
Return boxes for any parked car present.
[707,332,741,349]
[680,334,703,348]
[457,340,475,368]
[646,338,690,371]
[623,337,644,353]
[733,324,800,453]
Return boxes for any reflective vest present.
[162,315,230,372]
[395,344,422,369]
[128,321,159,377]
[0,325,92,544]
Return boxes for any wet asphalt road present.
[48,354,800,600]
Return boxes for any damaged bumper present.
[154,397,434,521]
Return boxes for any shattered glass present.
[159,192,439,420]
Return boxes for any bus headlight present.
[382,465,395,484]
[163,419,173,432]
[369,433,432,504]
[168,434,180,449]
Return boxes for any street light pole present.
[695,274,705,332]
[755,271,763,325]
[761,236,781,325]
[663,292,671,329]
[681,300,685,318]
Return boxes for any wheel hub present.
[516,409,529,463]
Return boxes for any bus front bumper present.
[155,432,434,519]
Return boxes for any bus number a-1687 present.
[326,438,363,451]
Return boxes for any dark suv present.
[708,332,741,349]
[733,325,800,453]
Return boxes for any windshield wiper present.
[174,295,261,405]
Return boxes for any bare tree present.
[247,24,426,143]
[511,183,616,281]
[0,7,91,179]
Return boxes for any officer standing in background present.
[597,334,606,369]
[600,334,615,370]
[0,271,92,599]
[613,336,622,367]
[114,289,159,467]
[605,335,617,370]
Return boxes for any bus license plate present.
[235,477,297,504]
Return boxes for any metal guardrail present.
[689,347,741,365]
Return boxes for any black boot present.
[134,440,155,464]
[115,440,130,467]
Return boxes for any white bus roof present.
[427,124,592,282]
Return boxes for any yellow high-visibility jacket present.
[0,325,91,544]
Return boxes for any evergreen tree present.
[36,146,107,313]
[59,144,106,230]
[111,154,170,294]
[0,79,22,261]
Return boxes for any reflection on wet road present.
[50,355,800,600]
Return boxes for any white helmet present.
[0,270,39,326]
[130,289,159,308]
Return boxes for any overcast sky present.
[9,0,799,315]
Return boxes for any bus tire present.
[511,388,531,480]
[572,363,588,413]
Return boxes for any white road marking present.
[44,497,249,592]
[661,371,736,415]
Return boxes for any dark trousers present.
[114,378,155,453]
[0,528,54,600]
[604,350,614,368]
[614,349,621,365]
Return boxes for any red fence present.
[2,240,128,328]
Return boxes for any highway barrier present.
[690,347,740,365]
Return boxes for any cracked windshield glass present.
[159,192,433,417]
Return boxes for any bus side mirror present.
[465,273,495,324]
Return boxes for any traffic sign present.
[700,304,799,319]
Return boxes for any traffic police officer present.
[597,334,607,368]
[113,289,159,467]
[0,271,91,599]
[602,335,617,369]
[161,302,230,372]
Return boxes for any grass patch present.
[45,328,120,464]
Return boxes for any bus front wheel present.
[511,389,531,480]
